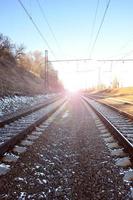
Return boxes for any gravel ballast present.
[0,96,131,199]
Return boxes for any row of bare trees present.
[18,51,45,77]
[0,33,25,62]
[0,33,63,91]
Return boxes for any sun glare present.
[56,61,99,91]
[60,72,82,92]
[64,79,80,92]
[65,85,79,92]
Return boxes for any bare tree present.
[0,33,15,62]
[15,44,25,60]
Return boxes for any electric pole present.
[45,50,48,92]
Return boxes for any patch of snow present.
[130,187,133,198]
[115,157,132,167]
[13,146,27,153]
[101,133,111,138]
[0,163,10,175]
[20,140,34,146]
[123,170,133,182]
[107,142,120,149]
[62,111,69,118]
[0,93,58,118]
[110,149,126,157]
[103,136,115,143]
[2,153,19,162]
[27,135,39,141]
[18,192,27,200]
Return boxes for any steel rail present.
[0,95,61,128]
[0,98,66,157]
[87,93,133,105]
[84,94,133,120]
[82,96,133,160]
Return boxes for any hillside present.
[0,59,45,96]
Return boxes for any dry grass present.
[91,87,133,97]
[95,87,133,115]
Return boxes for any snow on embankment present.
[0,94,57,118]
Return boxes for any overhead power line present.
[88,0,100,51]
[18,0,56,58]
[89,0,111,58]
[121,50,133,59]
[36,0,62,53]
[49,58,92,62]
[49,58,133,63]
[107,38,133,59]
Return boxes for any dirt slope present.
[0,59,45,96]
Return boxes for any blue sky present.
[1,0,133,60]
[1,0,133,88]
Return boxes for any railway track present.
[0,95,61,127]
[0,96,66,157]
[82,96,133,160]
[88,94,133,105]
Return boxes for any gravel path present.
[0,96,131,199]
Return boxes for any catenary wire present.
[106,37,133,59]
[18,0,56,58]
[89,0,111,59]
[49,58,133,63]
[36,0,63,54]
[88,0,100,52]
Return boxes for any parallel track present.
[0,97,66,157]
[87,94,133,105]
[82,96,133,160]
[0,95,61,127]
